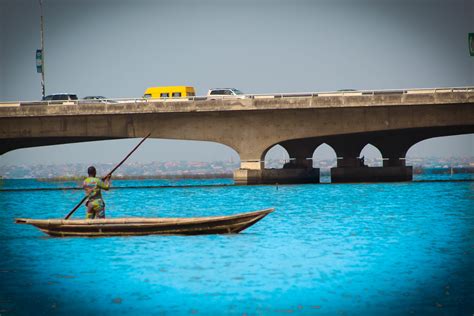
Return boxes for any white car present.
[207,88,247,99]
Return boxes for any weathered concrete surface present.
[1,89,473,183]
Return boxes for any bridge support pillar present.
[234,160,319,185]
[383,157,406,167]
[234,168,320,185]
[289,158,313,169]
[331,157,412,183]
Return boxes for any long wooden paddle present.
[64,132,151,220]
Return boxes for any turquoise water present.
[0,179,473,315]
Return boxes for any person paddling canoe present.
[83,166,111,219]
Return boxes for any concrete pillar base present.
[234,168,320,185]
[331,166,413,183]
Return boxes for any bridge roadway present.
[1,88,473,184]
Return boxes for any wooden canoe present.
[15,208,274,237]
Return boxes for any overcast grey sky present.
[0,0,473,165]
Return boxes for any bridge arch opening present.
[312,143,337,168]
[264,144,290,169]
[312,143,337,182]
[0,138,241,179]
[406,134,474,159]
[359,143,383,167]
[406,133,474,168]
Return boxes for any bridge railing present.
[246,86,474,99]
[1,86,473,107]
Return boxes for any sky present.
[0,0,473,165]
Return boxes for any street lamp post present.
[38,0,46,98]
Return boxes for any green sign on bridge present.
[36,49,43,73]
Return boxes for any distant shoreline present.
[35,173,234,182]
[1,167,468,181]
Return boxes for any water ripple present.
[0,180,473,315]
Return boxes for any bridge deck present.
[1,88,473,118]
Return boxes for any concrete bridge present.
[1,88,473,184]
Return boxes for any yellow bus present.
[143,86,196,99]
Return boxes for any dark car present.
[40,93,79,105]
[42,93,78,101]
